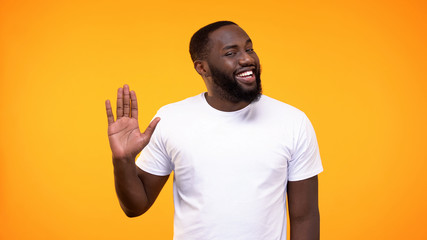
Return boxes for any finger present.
[105,100,115,125]
[116,87,124,119]
[130,90,138,119]
[123,84,130,117]
[143,117,161,139]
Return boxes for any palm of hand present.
[108,117,145,160]
[105,85,160,161]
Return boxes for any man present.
[105,21,323,240]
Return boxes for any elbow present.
[125,213,139,218]
[124,210,143,218]
[123,207,148,218]
[120,203,149,218]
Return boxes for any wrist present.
[112,155,135,166]
[112,156,138,178]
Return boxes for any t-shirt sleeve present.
[135,117,173,176]
[288,114,323,181]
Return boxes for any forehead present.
[208,25,251,49]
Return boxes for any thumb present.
[142,117,161,139]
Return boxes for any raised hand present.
[105,84,160,161]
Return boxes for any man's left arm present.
[287,175,320,240]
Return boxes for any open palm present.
[105,84,160,161]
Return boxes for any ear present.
[194,60,210,77]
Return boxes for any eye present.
[246,48,254,53]
[225,51,235,56]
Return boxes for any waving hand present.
[105,84,160,161]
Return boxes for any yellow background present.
[1,0,426,239]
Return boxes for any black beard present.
[208,63,262,103]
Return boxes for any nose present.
[238,51,255,66]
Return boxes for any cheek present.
[209,56,237,75]
[223,59,236,72]
[253,54,260,64]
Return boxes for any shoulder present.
[156,93,203,117]
[255,95,307,121]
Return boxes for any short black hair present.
[189,21,238,62]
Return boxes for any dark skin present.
[105,85,169,217]
[194,25,259,111]
[288,176,320,240]
[106,25,320,239]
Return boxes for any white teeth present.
[237,70,253,77]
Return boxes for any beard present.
[208,63,262,103]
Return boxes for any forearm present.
[289,210,320,240]
[113,157,149,217]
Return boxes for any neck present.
[204,92,250,112]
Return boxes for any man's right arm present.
[113,158,169,217]
[106,84,169,217]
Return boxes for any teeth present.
[237,70,253,77]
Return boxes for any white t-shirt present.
[136,93,323,240]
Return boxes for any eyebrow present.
[222,39,252,50]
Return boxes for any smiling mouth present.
[235,70,256,84]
